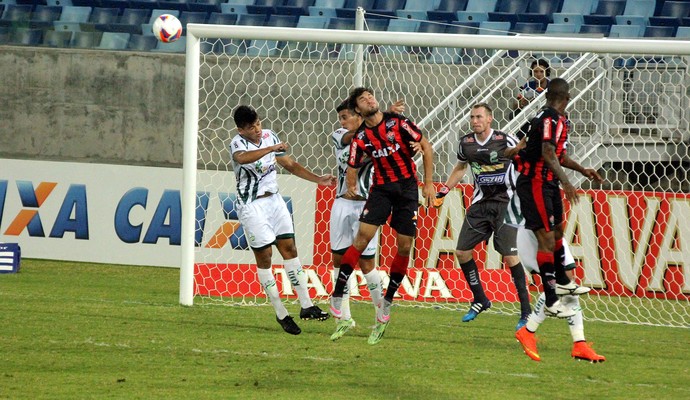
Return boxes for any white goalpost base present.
[181,18,690,329]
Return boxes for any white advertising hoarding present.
[0,159,316,267]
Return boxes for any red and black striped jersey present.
[515,106,569,181]
[348,112,423,186]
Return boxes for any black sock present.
[332,264,353,297]
[510,263,532,316]
[554,245,570,285]
[460,259,488,304]
[384,272,404,302]
[539,262,558,306]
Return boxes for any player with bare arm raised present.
[329,87,435,345]
[229,105,336,335]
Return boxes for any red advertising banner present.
[196,185,690,303]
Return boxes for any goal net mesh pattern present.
[186,20,690,329]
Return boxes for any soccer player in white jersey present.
[230,105,336,335]
[328,99,405,341]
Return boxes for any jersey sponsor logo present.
[385,119,396,129]
[475,173,506,185]
[262,132,270,139]
[401,121,409,131]
[372,143,401,158]
[543,117,552,140]
[357,131,365,140]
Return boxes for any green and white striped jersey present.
[332,128,373,199]
[230,129,284,205]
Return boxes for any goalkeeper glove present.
[433,185,450,208]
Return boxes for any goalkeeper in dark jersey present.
[434,103,532,330]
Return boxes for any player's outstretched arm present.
[542,142,578,204]
[434,161,467,208]
[233,143,287,164]
[276,154,336,186]
[345,166,360,198]
[419,137,435,207]
[561,155,604,184]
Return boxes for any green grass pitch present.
[1,260,689,399]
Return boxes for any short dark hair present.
[472,102,493,115]
[233,105,258,129]
[335,99,349,113]
[347,86,374,111]
[530,58,551,77]
[545,78,570,101]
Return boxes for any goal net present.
[181,16,690,329]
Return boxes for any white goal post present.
[181,17,690,329]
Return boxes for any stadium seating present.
[98,0,129,11]
[436,0,469,12]
[335,0,374,19]
[247,0,284,17]
[104,8,150,34]
[609,23,644,37]
[207,12,238,25]
[479,20,510,35]
[615,0,655,27]
[275,0,314,16]
[583,0,626,26]
[130,0,161,11]
[368,0,404,19]
[308,0,343,18]
[553,0,594,26]
[456,0,497,23]
[220,3,249,15]
[0,26,9,43]
[188,0,223,14]
[153,35,186,52]
[649,1,690,28]
[97,31,130,49]
[127,33,158,50]
[545,22,579,34]
[266,13,297,26]
[43,29,72,46]
[365,17,387,30]
[70,30,102,48]
[53,5,91,32]
[30,5,62,29]
[644,25,676,37]
[296,14,329,28]
[579,23,611,36]
[81,6,119,32]
[517,0,562,24]
[675,26,690,38]
[488,0,529,27]
[513,21,546,34]
[179,10,209,26]
[10,27,43,45]
[402,0,441,12]
[0,4,33,28]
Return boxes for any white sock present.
[363,269,383,311]
[257,268,288,319]
[526,293,547,332]
[284,257,314,309]
[561,295,586,342]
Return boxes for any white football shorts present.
[517,225,575,273]
[330,197,378,257]
[236,193,294,249]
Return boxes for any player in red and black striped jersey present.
[514,78,603,318]
[329,87,435,345]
